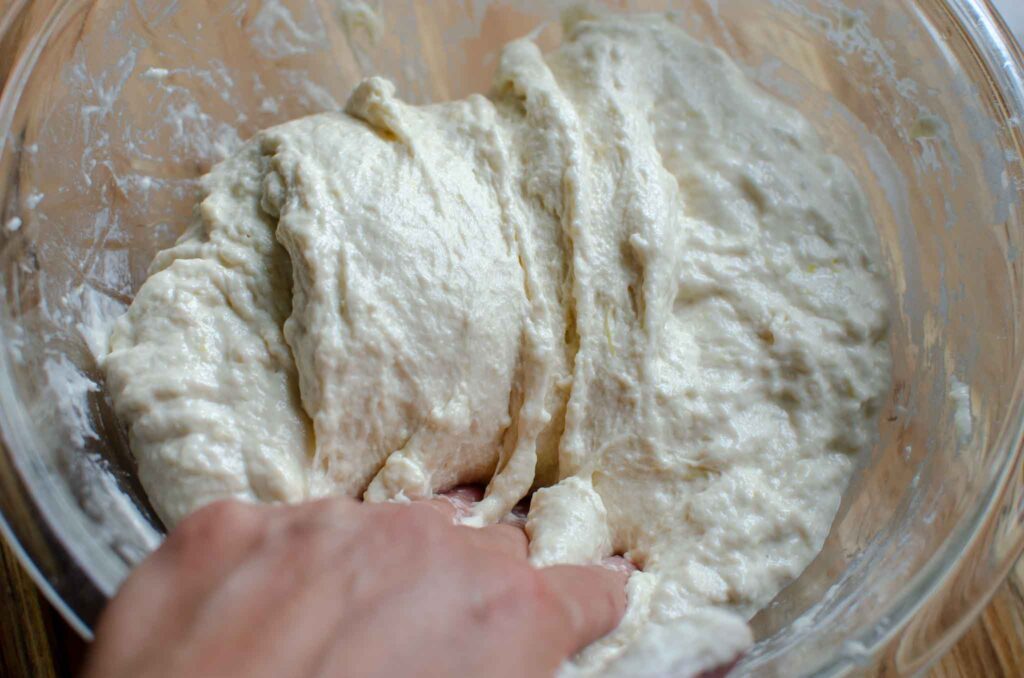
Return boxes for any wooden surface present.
[0,535,1021,677]
[931,559,1024,677]
[0,538,85,678]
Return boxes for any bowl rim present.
[0,0,1022,672]
[0,0,109,642]
[792,1,1024,673]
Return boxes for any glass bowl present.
[1,0,1023,674]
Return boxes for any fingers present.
[600,555,637,576]
[413,498,529,559]
[276,496,360,533]
[443,486,485,504]
[419,487,483,522]
[419,497,464,522]
[539,564,628,653]
[373,493,527,561]
[458,523,529,559]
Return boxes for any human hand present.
[82,495,627,678]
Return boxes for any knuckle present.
[519,567,559,615]
[384,503,447,539]
[276,512,333,554]
[467,562,566,632]
[524,569,581,634]
[493,524,529,551]
[195,498,257,530]
[195,498,256,526]
[497,564,553,619]
[166,500,258,549]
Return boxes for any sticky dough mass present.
[104,11,890,676]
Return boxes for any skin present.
[82,493,628,678]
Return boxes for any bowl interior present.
[1,0,1023,674]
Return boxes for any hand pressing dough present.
[104,11,890,676]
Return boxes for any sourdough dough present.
[104,11,890,676]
